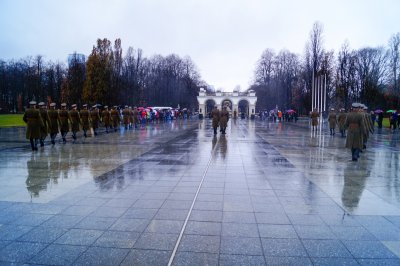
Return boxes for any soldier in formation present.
[220,106,229,135]
[328,108,337,136]
[23,101,44,151]
[59,103,69,144]
[80,104,90,138]
[48,103,59,145]
[211,105,220,135]
[38,102,49,147]
[338,108,347,138]
[90,105,101,136]
[69,104,81,141]
[102,106,111,133]
[310,108,319,131]
[111,106,120,132]
[122,105,130,130]
[345,103,365,161]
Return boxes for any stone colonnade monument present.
[197,88,257,117]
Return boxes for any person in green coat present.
[345,103,365,161]
[47,103,59,145]
[328,108,337,136]
[122,105,130,130]
[90,105,101,136]
[38,102,49,146]
[69,104,81,141]
[101,106,111,133]
[80,104,90,138]
[338,108,347,138]
[211,105,220,135]
[219,106,229,135]
[111,106,120,132]
[23,101,44,151]
[58,103,69,144]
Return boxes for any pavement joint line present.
[167,133,219,266]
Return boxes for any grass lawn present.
[0,114,25,127]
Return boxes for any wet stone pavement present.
[0,118,400,265]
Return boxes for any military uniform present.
[47,103,59,145]
[122,106,130,129]
[310,110,319,130]
[69,104,81,141]
[101,106,111,133]
[58,104,69,144]
[211,106,220,135]
[23,102,44,151]
[328,109,337,135]
[38,102,49,146]
[111,107,120,132]
[345,104,365,161]
[338,109,347,137]
[80,105,90,137]
[219,107,229,135]
[90,105,101,135]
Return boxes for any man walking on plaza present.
[220,106,229,135]
[328,108,337,136]
[310,108,319,131]
[111,106,120,132]
[80,104,90,138]
[48,103,59,145]
[102,105,111,133]
[345,103,365,161]
[69,104,81,141]
[38,102,49,146]
[23,101,44,151]
[211,105,220,135]
[338,108,347,138]
[59,103,69,144]
[90,105,101,136]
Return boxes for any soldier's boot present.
[40,139,44,147]
[106,127,109,133]
[62,134,66,144]
[94,129,98,136]
[30,139,35,151]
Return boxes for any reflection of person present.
[26,153,48,197]
[219,135,227,160]
[23,101,44,151]
[220,106,229,135]
[342,163,369,212]
[211,106,220,135]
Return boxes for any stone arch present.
[238,99,250,118]
[204,99,217,117]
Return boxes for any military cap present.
[29,101,37,105]
[330,108,334,111]
[71,104,77,108]
[104,105,108,108]
[351,103,360,108]
[61,103,67,107]
[50,103,56,107]
[125,105,128,108]
[38,102,45,106]
[92,104,97,108]
[82,104,87,107]
[363,105,368,110]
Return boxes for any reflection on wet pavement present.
[0,119,400,264]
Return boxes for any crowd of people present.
[310,103,375,161]
[23,101,192,151]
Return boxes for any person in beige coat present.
[211,106,220,135]
[345,103,365,161]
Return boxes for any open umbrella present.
[374,109,383,114]
[387,110,396,113]
[286,109,296,113]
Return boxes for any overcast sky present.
[1,0,399,91]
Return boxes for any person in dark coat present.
[47,103,59,145]
[69,104,81,141]
[220,106,229,135]
[211,105,220,135]
[338,108,347,138]
[23,101,44,151]
[58,103,69,144]
[345,103,365,161]
[80,104,90,138]
[38,102,49,146]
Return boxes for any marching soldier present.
[129,107,134,128]
[111,106,120,132]
[101,105,111,133]
[211,105,220,135]
[38,102,49,146]
[23,101,44,151]
[47,103,59,145]
[220,106,229,135]
[132,107,139,129]
[338,108,347,138]
[80,104,90,138]
[310,108,319,131]
[345,103,365,161]
[122,105,130,130]
[69,104,81,141]
[58,103,69,144]
[90,105,101,136]
[328,108,337,136]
